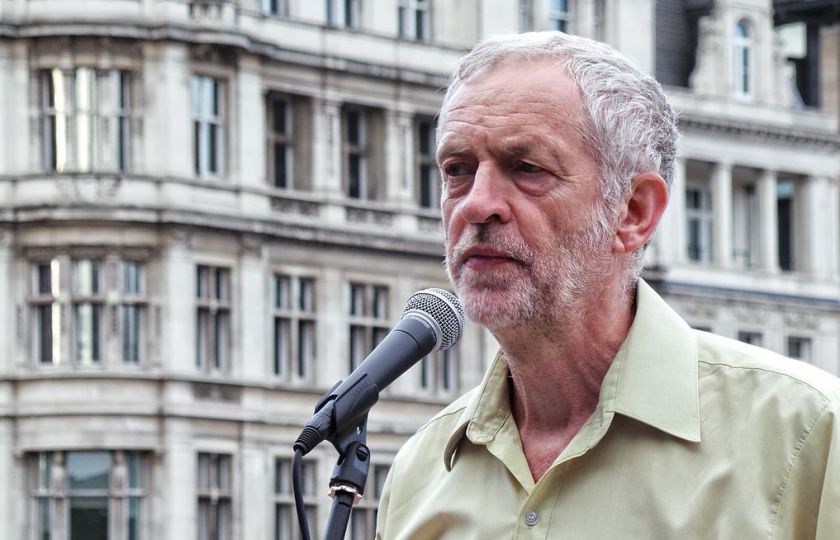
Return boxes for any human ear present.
[612,172,669,254]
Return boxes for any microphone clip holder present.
[323,417,371,540]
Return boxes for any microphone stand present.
[324,416,371,540]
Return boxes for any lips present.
[459,245,519,270]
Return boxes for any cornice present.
[0,203,445,258]
[678,113,840,149]
[0,20,451,87]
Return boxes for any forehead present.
[440,59,588,134]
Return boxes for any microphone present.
[294,288,464,455]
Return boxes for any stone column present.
[311,97,343,197]
[802,175,831,278]
[758,168,779,273]
[712,161,733,268]
[668,157,687,265]
[826,177,840,278]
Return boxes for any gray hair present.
[440,32,679,277]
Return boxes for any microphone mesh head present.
[402,288,465,351]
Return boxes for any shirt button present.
[524,511,539,526]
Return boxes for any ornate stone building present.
[0,0,837,539]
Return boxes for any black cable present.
[293,448,312,540]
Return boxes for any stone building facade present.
[0,0,838,539]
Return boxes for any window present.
[519,0,534,31]
[266,93,312,191]
[121,261,145,364]
[326,0,360,28]
[72,259,104,365]
[420,345,458,397]
[197,453,232,540]
[343,108,368,199]
[196,266,231,373]
[416,117,438,208]
[548,0,571,32]
[777,180,796,272]
[787,336,812,362]
[737,331,763,347]
[273,274,316,382]
[267,94,293,189]
[41,68,133,173]
[274,457,317,540]
[732,182,759,269]
[30,257,147,367]
[192,75,225,177]
[593,0,606,41]
[686,185,712,263]
[32,259,61,365]
[350,464,389,540]
[348,283,390,373]
[398,0,430,41]
[263,0,288,15]
[734,19,753,98]
[30,450,147,540]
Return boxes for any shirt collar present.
[442,279,701,471]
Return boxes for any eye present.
[443,163,471,178]
[515,161,543,173]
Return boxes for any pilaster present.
[712,161,733,268]
[758,168,779,274]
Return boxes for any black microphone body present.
[295,314,440,455]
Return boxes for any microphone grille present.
[402,288,465,351]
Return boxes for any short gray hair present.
[440,31,678,228]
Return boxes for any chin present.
[456,283,536,330]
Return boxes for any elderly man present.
[375,32,840,539]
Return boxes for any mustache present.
[449,224,535,266]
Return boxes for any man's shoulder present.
[695,329,840,407]
[391,387,478,465]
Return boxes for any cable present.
[293,448,312,540]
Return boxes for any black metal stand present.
[323,417,371,540]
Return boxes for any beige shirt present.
[376,281,840,539]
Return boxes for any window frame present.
[398,0,431,41]
[415,116,439,209]
[347,282,391,373]
[685,183,713,264]
[272,273,317,383]
[192,74,226,179]
[196,265,233,374]
[197,452,233,540]
[733,18,753,99]
[343,107,369,200]
[40,67,134,174]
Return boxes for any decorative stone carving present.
[689,15,723,97]
[784,311,819,330]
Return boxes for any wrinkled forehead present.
[439,55,579,121]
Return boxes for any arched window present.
[734,19,753,98]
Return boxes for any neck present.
[492,276,636,478]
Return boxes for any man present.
[375,32,840,539]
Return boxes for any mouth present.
[459,246,519,271]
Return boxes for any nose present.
[458,163,513,224]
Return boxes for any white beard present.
[445,210,614,331]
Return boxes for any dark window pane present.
[398,6,406,36]
[348,154,362,198]
[273,101,287,134]
[208,125,218,173]
[346,111,361,145]
[37,305,53,364]
[67,451,111,490]
[415,9,424,39]
[70,497,108,540]
[37,264,52,295]
[418,121,432,155]
[420,164,433,208]
[274,143,288,188]
[194,121,201,175]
